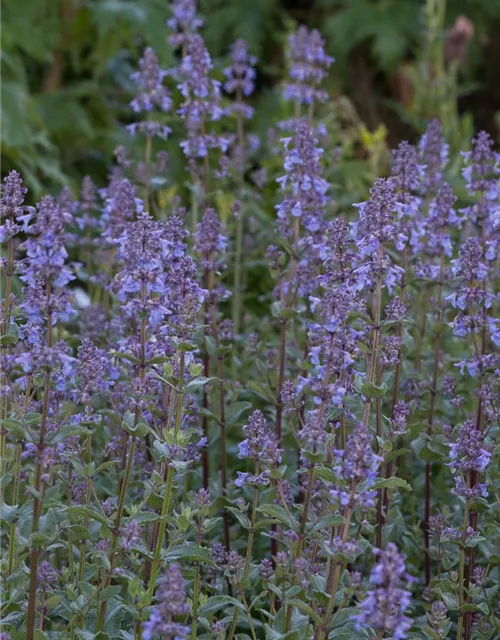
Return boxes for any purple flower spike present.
[167,0,203,49]
[143,564,190,640]
[353,543,413,640]
[130,47,172,114]
[284,26,333,105]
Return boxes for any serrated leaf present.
[311,513,345,532]
[100,585,122,601]
[286,599,323,624]
[361,382,388,398]
[164,542,215,565]
[199,595,246,615]
[227,506,251,529]
[314,466,340,485]
[0,502,19,524]
[185,376,218,391]
[67,505,109,526]
[371,477,412,491]
[384,448,410,463]
[257,504,294,529]
[0,418,28,439]
[226,401,253,424]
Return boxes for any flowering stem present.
[96,437,137,630]
[26,279,53,640]
[423,245,446,583]
[382,245,408,522]
[201,266,211,490]
[191,527,202,640]
[317,480,357,640]
[78,406,94,587]
[227,463,259,640]
[146,350,185,604]
[276,217,301,444]
[465,219,489,639]
[363,248,384,427]
[232,87,246,337]
[210,299,230,552]
[67,464,75,582]
[144,113,153,212]
[284,462,314,632]
[242,591,258,640]
[98,281,148,628]
[457,487,471,640]
[7,442,22,583]
[0,225,14,503]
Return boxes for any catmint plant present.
[2,10,500,640]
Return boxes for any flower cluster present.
[276,121,328,234]
[354,543,413,640]
[283,26,333,106]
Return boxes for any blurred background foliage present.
[2,0,500,197]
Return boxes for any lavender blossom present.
[112,212,173,327]
[238,409,278,463]
[130,48,171,114]
[448,419,491,473]
[351,178,405,292]
[339,421,381,486]
[427,601,449,637]
[37,561,58,591]
[297,409,328,453]
[102,178,143,240]
[127,48,172,139]
[418,119,448,193]
[353,543,413,639]
[0,170,34,242]
[276,121,328,234]
[283,26,333,106]
[177,35,229,160]
[143,564,189,640]
[194,207,228,272]
[223,39,257,119]
[121,520,142,551]
[167,0,203,49]
[389,401,410,436]
[76,338,112,405]
[390,141,422,218]
[19,196,75,325]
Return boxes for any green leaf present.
[459,602,488,614]
[286,599,323,625]
[310,513,345,531]
[0,418,28,439]
[227,506,251,530]
[110,350,140,364]
[257,504,294,529]
[314,466,340,485]
[0,502,19,524]
[226,401,253,424]
[437,591,458,611]
[301,450,325,464]
[361,382,388,398]
[418,445,442,462]
[185,376,218,391]
[384,448,410,463]
[100,585,122,601]
[51,425,94,443]
[66,505,110,526]
[371,477,412,491]
[164,542,215,565]
[199,595,246,616]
